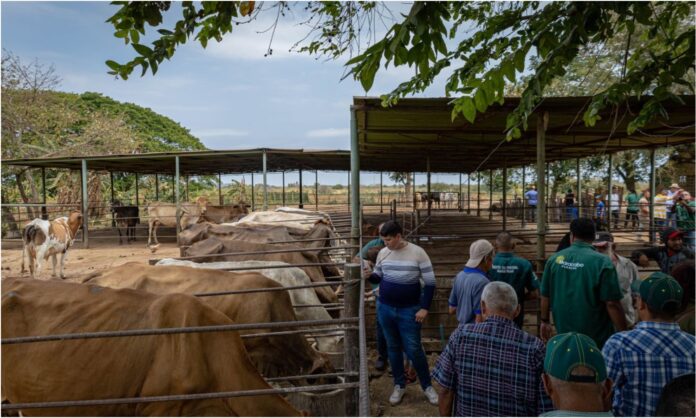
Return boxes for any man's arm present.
[540,295,553,342]
[606,300,628,332]
[438,387,454,416]
[525,289,539,301]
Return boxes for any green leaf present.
[514,48,527,72]
[132,43,153,57]
[460,97,476,123]
[474,88,488,113]
[130,29,140,44]
[105,60,121,71]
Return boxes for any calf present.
[21,211,82,279]
[201,203,249,224]
[147,196,209,251]
[110,200,140,244]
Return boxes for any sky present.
[1,1,467,186]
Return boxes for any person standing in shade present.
[674,190,695,250]
[488,231,539,328]
[631,227,694,274]
[564,188,576,222]
[638,189,650,231]
[602,272,695,417]
[448,239,494,325]
[540,218,627,348]
[607,186,620,230]
[592,232,640,328]
[671,260,695,335]
[540,332,613,417]
[624,188,640,229]
[434,282,552,416]
[525,185,538,222]
[366,220,438,406]
[594,195,606,231]
[666,183,681,228]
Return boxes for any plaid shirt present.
[602,321,696,417]
[432,315,552,416]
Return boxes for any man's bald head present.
[495,231,515,251]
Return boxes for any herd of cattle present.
[418,191,458,209]
[5,202,352,416]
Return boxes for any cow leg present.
[117,226,123,245]
[50,253,58,278]
[147,219,155,246]
[34,248,48,279]
[20,245,26,274]
[59,251,67,279]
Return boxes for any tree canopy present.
[107,1,694,141]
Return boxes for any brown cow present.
[82,263,334,379]
[146,196,209,251]
[200,203,249,224]
[2,277,302,416]
[20,211,82,279]
[184,238,339,303]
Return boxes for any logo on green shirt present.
[555,255,585,270]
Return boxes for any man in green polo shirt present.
[624,188,640,229]
[540,218,627,348]
[488,231,539,328]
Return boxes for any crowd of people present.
[359,217,695,416]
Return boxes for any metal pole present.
[155,173,159,201]
[175,157,181,247]
[380,172,384,213]
[315,170,319,212]
[298,169,303,209]
[649,149,656,244]
[171,175,175,203]
[185,175,189,202]
[607,153,613,232]
[262,150,268,210]
[41,167,47,220]
[426,155,432,216]
[251,172,255,211]
[522,166,527,227]
[477,172,481,217]
[467,172,471,214]
[218,173,223,205]
[459,172,462,212]
[350,107,360,246]
[347,171,351,211]
[546,163,550,224]
[503,165,508,230]
[576,158,582,219]
[343,263,360,417]
[489,169,493,220]
[80,160,89,248]
[282,171,286,207]
[135,173,139,206]
[536,112,548,265]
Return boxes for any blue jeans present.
[375,301,388,361]
[377,303,431,389]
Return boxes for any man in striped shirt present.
[367,220,438,406]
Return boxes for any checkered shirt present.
[602,321,696,417]
[432,315,553,416]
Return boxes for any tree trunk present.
[15,171,37,220]
[1,193,20,238]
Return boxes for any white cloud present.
[306,128,349,138]
[194,128,250,138]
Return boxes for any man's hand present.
[540,322,554,343]
[415,309,429,323]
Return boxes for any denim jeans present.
[377,302,432,389]
[375,301,389,361]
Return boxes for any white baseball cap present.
[465,239,495,268]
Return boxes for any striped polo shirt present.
[370,242,436,310]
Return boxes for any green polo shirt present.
[625,193,640,212]
[676,201,695,231]
[360,238,384,291]
[488,252,539,326]
[541,241,623,348]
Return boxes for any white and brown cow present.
[20,211,82,280]
[147,196,209,251]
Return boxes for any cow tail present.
[23,225,36,245]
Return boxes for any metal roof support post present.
[503,165,508,231]
[459,172,463,212]
[80,159,89,248]
[576,158,582,218]
[380,172,384,213]
[649,149,656,244]
[467,172,471,215]
[315,170,319,212]
[343,263,360,416]
[282,171,286,207]
[110,171,115,227]
[251,173,255,211]
[350,106,360,249]
[135,173,139,206]
[347,171,350,211]
[155,174,159,202]
[298,169,303,209]
[522,166,527,228]
[607,154,613,233]
[218,173,223,205]
[185,175,189,202]
[536,112,548,266]
[546,163,550,224]
[489,170,493,220]
[171,175,175,203]
[426,156,432,217]
[175,156,181,249]
[262,150,268,211]
[41,167,47,220]
[477,172,481,217]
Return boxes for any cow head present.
[67,211,83,238]
[110,199,123,213]
[194,196,209,214]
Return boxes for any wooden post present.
[298,169,303,209]
[522,165,527,227]
[135,173,139,206]
[251,172,255,211]
[282,171,286,207]
[175,157,181,248]
[262,150,268,210]
[185,175,189,202]
[218,173,223,205]
[503,165,508,231]
[649,149,656,244]
[488,170,493,220]
[576,158,582,218]
[110,171,116,227]
[426,155,432,216]
[380,172,384,213]
[155,173,159,201]
[315,170,319,212]
[80,160,89,248]
[41,167,48,220]
[477,172,481,217]
[343,263,360,417]
[459,172,463,212]
[536,112,548,266]
[467,172,471,214]
[607,153,613,232]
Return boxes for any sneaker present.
[389,385,406,406]
[423,386,438,405]
[375,357,387,372]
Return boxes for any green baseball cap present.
[630,272,683,314]
[544,332,607,383]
